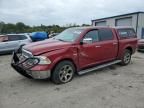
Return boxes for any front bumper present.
[27,70,51,79]
[11,52,51,79]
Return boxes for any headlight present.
[35,56,51,65]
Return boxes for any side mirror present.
[82,38,93,44]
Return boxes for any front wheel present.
[51,61,75,84]
[121,49,132,66]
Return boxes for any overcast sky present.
[0,0,144,26]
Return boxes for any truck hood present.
[23,39,72,55]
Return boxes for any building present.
[92,12,144,39]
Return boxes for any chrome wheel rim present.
[124,52,131,64]
[59,65,73,83]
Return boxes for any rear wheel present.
[121,49,132,66]
[51,61,75,84]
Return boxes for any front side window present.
[99,29,113,41]
[83,30,99,43]
[19,35,27,40]
[55,29,83,42]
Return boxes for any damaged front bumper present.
[11,52,51,79]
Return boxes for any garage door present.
[95,21,106,26]
[115,17,132,26]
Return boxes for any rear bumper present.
[138,44,144,51]
[11,52,51,79]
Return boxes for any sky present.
[0,0,144,26]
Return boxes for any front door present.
[78,30,102,69]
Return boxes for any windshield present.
[54,28,83,42]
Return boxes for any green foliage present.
[0,22,90,34]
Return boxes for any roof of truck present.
[69,26,134,30]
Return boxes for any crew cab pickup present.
[11,27,138,84]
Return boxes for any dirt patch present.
[0,52,144,108]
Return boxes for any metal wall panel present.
[95,21,106,26]
[115,17,132,26]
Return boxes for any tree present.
[81,24,90,26]
[3,23,16,34]
[0,21,5,34]
[15,22,26,33]
[0,21,90,34]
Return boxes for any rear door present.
[98,28,118,61]
[0,36,9,52]
[7,35,20,50]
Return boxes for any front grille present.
[20,58,39,70]
[18,49,39,70]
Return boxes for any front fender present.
[42,46,79,71]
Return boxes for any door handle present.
[95,45,101,48]
[113,42,118,45]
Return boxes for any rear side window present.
[0,36,8,42]
[99,29,113,41]
[118,29,136,38]
[8,35,28,41]
[8,35,20,41]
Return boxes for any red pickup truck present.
[11,27,138,84]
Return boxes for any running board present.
[78,60,121,75]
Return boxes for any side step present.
[78,60,121,75]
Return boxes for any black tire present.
[51,61,75,84]
[121,49,132,66]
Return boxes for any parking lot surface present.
[0,52,144,108]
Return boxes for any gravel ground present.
[0,52,144,108]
